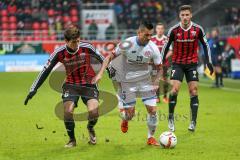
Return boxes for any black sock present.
[169,94,177,119]
[219,73,223,85]
[64,120,75,140]
[190,96,199,123]
[87,119,98,130]
[215,73,219,86]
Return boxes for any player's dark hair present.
[139,21,154,30]
[64,26,80,41]
[179,5,192,13]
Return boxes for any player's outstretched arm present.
[24,52,59,105]
[91,54,113,84]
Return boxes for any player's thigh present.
[62,83,80,108]
[185,64,199,83]
[118,82,137,107]
[170,64,184,82]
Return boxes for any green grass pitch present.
[0,72,240,160]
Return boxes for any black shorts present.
[62,83,99,107]
[170,63,199,82]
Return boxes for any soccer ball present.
[159,131,177,148]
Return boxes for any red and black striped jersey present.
[162,22,212,65]
[30,42,104,92]
[151,35,168,52]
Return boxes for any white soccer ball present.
[159,131,177,148]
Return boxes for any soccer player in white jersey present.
[106,21,162,146]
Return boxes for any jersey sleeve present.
[198,27,212,64]
[30,49,60,92]
[161,29,174,62]
[152,43,162,65]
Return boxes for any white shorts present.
[118,78,157,108]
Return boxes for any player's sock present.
[64,120,75,140]
[190,96,199,123]
[147,113,158,138]
[219,73,223,86]
[215,73,219,86]
[87,118,98,130]
[169,94,177,119]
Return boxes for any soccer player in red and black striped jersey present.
[161,5,214,132]
[151,22,173,103]
[24,26,111,147]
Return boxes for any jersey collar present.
[136,37,147,47]
[180,21,193,31]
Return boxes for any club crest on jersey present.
[144,51,151,57]
[191,31,196,36]
[177,33,182,37]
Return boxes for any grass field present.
[0,72,240,160]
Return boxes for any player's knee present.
[147,113,158,126]
[88,109,99,121]
[171,87,179,95]
[189,87,198,96]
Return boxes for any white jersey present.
[111,36,162,82]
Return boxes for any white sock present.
[147,114,158,138]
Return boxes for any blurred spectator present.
[88,20,99,40]
[105,23,115,40]
[208,28,224,87]
[222,44,236,77]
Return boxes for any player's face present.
[66,37,80,50]
[156,25,165,37]
[179,10,192,26]
[138,28,154,45]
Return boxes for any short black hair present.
[64,26,80,41]
[179,5,192,13]
[139,21,154,30]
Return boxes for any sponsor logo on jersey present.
[144,51,151,57]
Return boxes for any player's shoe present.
[188,121,196,132]
[163,97,169,103]
[88,127,97,145]
[121,120,128,133]
[64,139,76,148]
[156,97,161,103]
[147,137,160,146]
[168,118,175,132]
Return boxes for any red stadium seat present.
[1,23,9,30]
[25,35,33,41]
[49,34,56,41]
[70,8,78,16]
[1,16,8,23]
[41,22,48,30]
[34,36,41,41]
[63,15,70,23]
[48,9,55,17]
[71,16,79,23]
[32,22,40,30]
[34,30,41,36]
[1,30,8,37]
[10,36,19,42]
[9,23,17,30]
[9,16,17,23]
[1,10,8,16]
[41,30,49,36]
[42,36,50,41]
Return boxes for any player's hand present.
[24,90,37,105]
[91,74,102,84]
[207,63,214,75]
